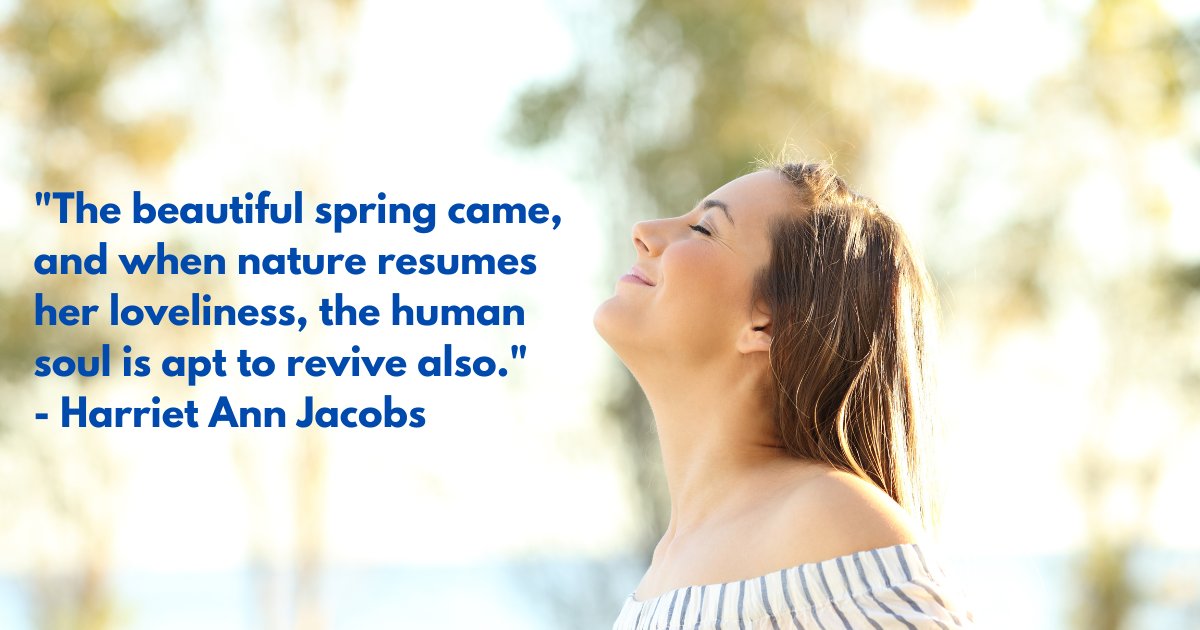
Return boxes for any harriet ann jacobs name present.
[53,395,426,429]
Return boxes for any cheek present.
[658,243,750,339]
[593,242,756,360]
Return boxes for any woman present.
[595,162,974,629]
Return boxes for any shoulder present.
[764,464,928,567]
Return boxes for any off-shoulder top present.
[612,543,973,630]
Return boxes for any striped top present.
[612,543,973,630]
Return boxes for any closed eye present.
[689,223,712,236]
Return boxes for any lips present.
[619,266,655,286]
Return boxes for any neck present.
[633,354,789,534]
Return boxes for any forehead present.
[701,170,795,228]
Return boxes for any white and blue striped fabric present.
[612,543,973,630]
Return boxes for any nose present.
[631,219,668,257]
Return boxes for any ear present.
[736,300,773,355]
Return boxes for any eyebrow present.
[701,198,734,226]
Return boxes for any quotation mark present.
[498,344,526,377]
[36,192,53,206]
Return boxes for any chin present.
[593,294,622,345]
[594,292,646,359]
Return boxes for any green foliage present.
[0,0,202,384]
[507,71,584,148]
[0,0,198,186]
[510,1,881,223]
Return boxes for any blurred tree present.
[914,1,1200,628]
[0,0,198,395]
[221,3,361,629]
[2,1,362,627]
[0,1,201,629]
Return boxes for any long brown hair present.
[756,162,942,533]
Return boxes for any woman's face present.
[594,170,795,369]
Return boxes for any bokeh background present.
[1,0,1199,628]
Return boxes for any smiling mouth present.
[618,267,654,286]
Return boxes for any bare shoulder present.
[764,465,927,567]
